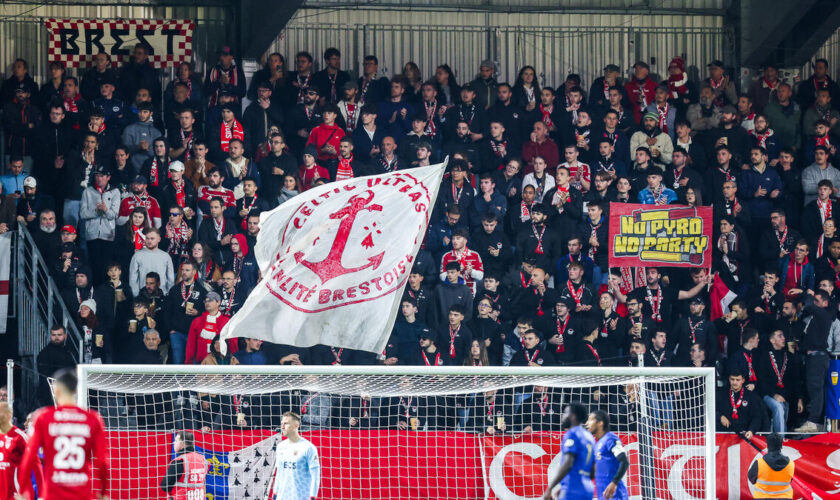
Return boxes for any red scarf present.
[345,103,357,131]
[555,315,569,353]
[172,181,186,208]
[819,199,833,223]
[208,65,238,107]
[132,225,145,250]
[181,129,194,160]
[220,120,245,153]
[744,351,757,382]
[336,155,355,182]
[167,222,190,260]
[331,347,344,365]
[646,286,663,322]
[540,104,554,128]
[448,325,460,358]
[520,201,532,222]
[149,157,161,187]
[816,134,831,148]
[729,389,744,420]
[531,223,546,255]
[585,343,601,366]
[423,350,442,367]
[424,101,438,136]
[588,217,602,259]
[63,94,80,113]
[567,280,584,306]
[749,128,771,149]
[769,351,787,388]
[524,348,540,364]
[657,103,669,133]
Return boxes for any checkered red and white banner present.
[44,18,194,68]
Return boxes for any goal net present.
[77,365,715,500]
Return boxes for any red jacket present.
[307,123,345,161]
[521,138,560,176]
[185,312,237,364]
[624,78,659,124]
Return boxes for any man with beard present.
[739,146,782,239]
[616,266,709,332]
[663,146,701,200]
[624,61,658,124]
[515,203,562,264]
[443,84,487,141]
[14,176,54,226]
[756,328,803,433]
[196,168,236,221]
[630,112,673,170]
[707,104,750,166]
[748,114,781,163]
[204,46,246,112]
[672,297,717,365]
[765,83,802,152]
[257,133,297,205]
[162,260,205,364]
[30,209,61,263]
[592,138,627,179]
[686,85,722,138]
[285,85,322,156]
[443,120,482,173]
[118,175,162,228]
[645,84,677,141]
[758,209,802,272]
[377,76,415,139]
[706,146,740,208]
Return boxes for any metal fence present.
[0,5,229,87]
[14,223,83,412]
[272,20,726,88]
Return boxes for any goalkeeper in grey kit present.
[269,411,321,500]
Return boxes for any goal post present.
[77,364,716,500]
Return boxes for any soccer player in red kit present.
[0,401,41,499]
[18,369,109,500]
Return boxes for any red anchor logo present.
[295,190,385,284]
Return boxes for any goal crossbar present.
[76,364,716,500]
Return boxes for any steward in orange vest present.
[747,433,794,499]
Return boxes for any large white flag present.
[221,162,447,354]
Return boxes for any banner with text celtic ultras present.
[608,203,712,268]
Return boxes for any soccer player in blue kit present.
[587,410,630,500]
[542,403,595,500]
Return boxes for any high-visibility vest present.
[171,451,207,500]
[753,456,794,499]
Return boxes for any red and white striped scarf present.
[220,119,244,153]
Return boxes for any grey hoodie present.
[122,120,162,172]
[80,185,120,241]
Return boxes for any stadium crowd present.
[2,43,838,435]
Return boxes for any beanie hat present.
[669,56,685,72]
[79,298,97,315]
[232,233,249,256]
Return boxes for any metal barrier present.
[14,224,83,411]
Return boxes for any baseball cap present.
[94,165,111,176]
[61,225,76,234]
[219,45,233,56]
[721,104,737,115]
[23,176,36,188]
[707,60,724,69]
[690,296,705,305]
[133,175,148,185]
[343,80,358,91]
[633,61,650,70]
[14,82,28,94]
[205,291,222,302]
[168,161,185,172]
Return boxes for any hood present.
[232,233,249,256]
